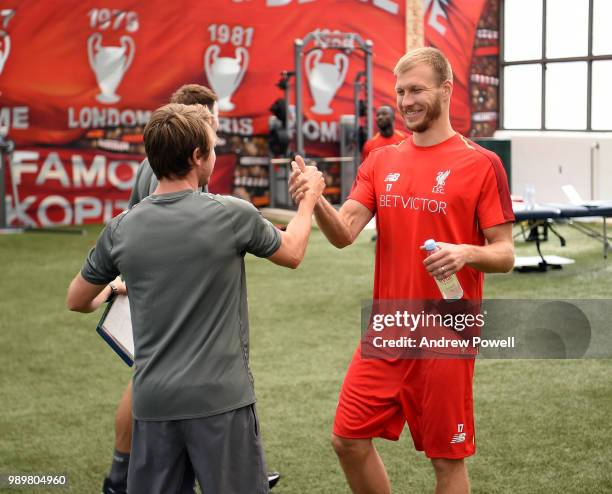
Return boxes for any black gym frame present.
[499,0,612,132]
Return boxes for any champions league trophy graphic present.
[305,49,348,115]
[204,45,249,112]
[88,33,135,104]
[0,9,15,76]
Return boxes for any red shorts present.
[333,345,475,459]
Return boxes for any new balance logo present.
[450,423,466,444]
[450,433,466,444]
[385,173,400,191]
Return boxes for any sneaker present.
[268,471,281,489]
[102,477,127,494]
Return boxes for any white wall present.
[495,131,612,203]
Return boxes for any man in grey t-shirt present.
[67,103,324,494]
[101,84,245,494]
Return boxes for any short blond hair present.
[393,47,453,85]
[144,103,214,180]
[170,84,218,111]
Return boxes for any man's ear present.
[442,80,453,99]
[190,147,203,167]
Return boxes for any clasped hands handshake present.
[288,155,325,205]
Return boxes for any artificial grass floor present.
[1,222,611,493]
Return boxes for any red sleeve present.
[348,154,376,213]
[476,153,515,229]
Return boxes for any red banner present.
[0,0,487,148]
[0,0,403,148]
[3,148,140,227]
[2,147,233,227]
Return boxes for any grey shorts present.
[128,404,269,494]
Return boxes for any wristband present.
[106,282,118,303]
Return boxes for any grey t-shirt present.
[128,159,157,208]
[128,158,208,208]
[81,190,281,420]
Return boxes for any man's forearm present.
[283,193,318,264]
[313,197,353,248]
[464,241,515,273]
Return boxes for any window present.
[593,0,612,55]
[545,62,587,130]
[591,61,612,130]
[545,0,588,59]
[503,0,542,61]
[503,65,541,129]
[502,0,612,131]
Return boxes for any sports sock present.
[108,449,130,486]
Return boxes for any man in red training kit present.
[361,105,408,161]
[290,47,514,493]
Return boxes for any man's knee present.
[331,434,372,461]
[431,458,465,478]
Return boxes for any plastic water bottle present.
[524,185,535,211]
[423,239,464,301]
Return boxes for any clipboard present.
[96,294,134,367]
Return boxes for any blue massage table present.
[513,202,612,271]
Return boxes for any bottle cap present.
[424,239,437,251]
